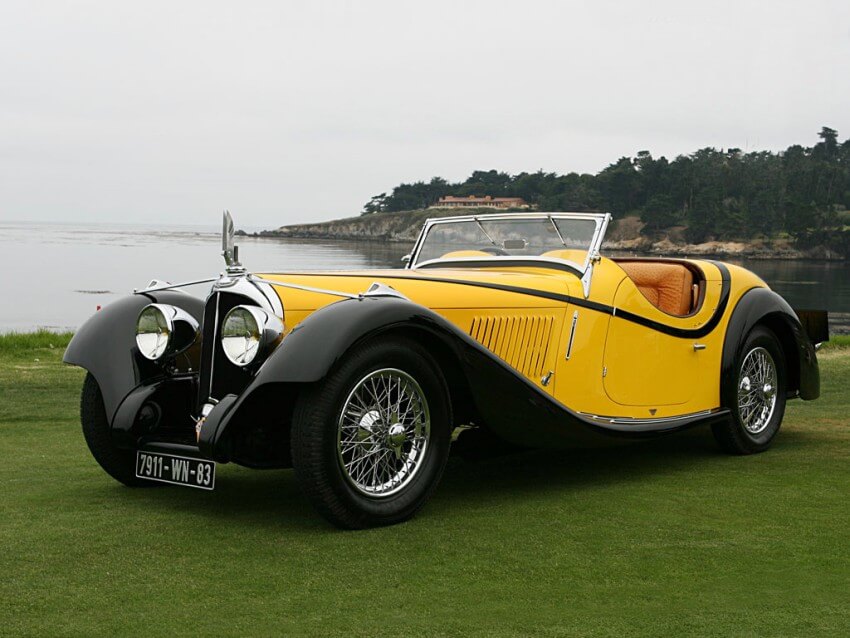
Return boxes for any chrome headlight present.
[221,305,283,367]
[136,303,199,361]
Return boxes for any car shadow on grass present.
[107,426,817,532]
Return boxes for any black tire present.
[80,373,155,487]
[291,337,452,529]
[712,325,787,455]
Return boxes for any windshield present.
[411,214,603,270]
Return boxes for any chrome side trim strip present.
[573,407,731,435]
[565,310,578,360]
[579,408,721,426]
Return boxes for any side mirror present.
[401,254,411,264]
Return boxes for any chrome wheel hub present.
[737,347,778,435]
[337,368,431,497]
[386,423,407,453]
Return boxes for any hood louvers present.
[469,314,554,381]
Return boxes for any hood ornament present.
[222,210,245,275]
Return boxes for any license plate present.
[135,451,215,490]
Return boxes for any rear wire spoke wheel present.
[736,347,778,435]
[291,337,451,529]
[713,326,786,454]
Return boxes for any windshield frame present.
[407,212,611,276]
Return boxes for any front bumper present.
[109,371,275,466]
[111,375,220,461]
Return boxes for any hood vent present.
[469,315,554,380]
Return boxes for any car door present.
[601,278,702,407]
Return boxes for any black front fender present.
[721,288,820,401]
[63,291,205,423]
[255,296,455,385]
[198,296,460,459]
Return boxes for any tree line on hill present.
[362,127,850,251]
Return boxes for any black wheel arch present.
[721,287,820,403]
[63,291,205,424]
[198,297,479,462]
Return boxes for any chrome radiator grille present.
[197,291,252,408]
[468,315,554,379]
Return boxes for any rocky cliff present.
[258,209,459,243]
[256,211,846,260]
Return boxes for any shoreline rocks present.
[253,211,847,261]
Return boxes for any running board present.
[576,408,731,435]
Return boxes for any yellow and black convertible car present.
[65,212,826,528]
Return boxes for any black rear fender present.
[721,288,820,401]
[794,309,829,346]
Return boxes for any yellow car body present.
[258,259,763,422]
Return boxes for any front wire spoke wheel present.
[291,336,452,528]
[337,368,431,498]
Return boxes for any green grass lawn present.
[1,332,848,636]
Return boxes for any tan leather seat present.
[617,261,695,316]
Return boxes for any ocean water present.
[0,221,406,332]
[1,221,848,332]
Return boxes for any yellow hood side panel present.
[258,269,570,391]
[259,268,571,339]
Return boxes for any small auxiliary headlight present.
[221,305,283,367]
[136,304,172,360]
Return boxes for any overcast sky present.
[1,0,849,229]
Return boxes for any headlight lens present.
[221,305,283,367]
[136,304,172,360]
[135,303,199,362]
[221,307,260,366]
